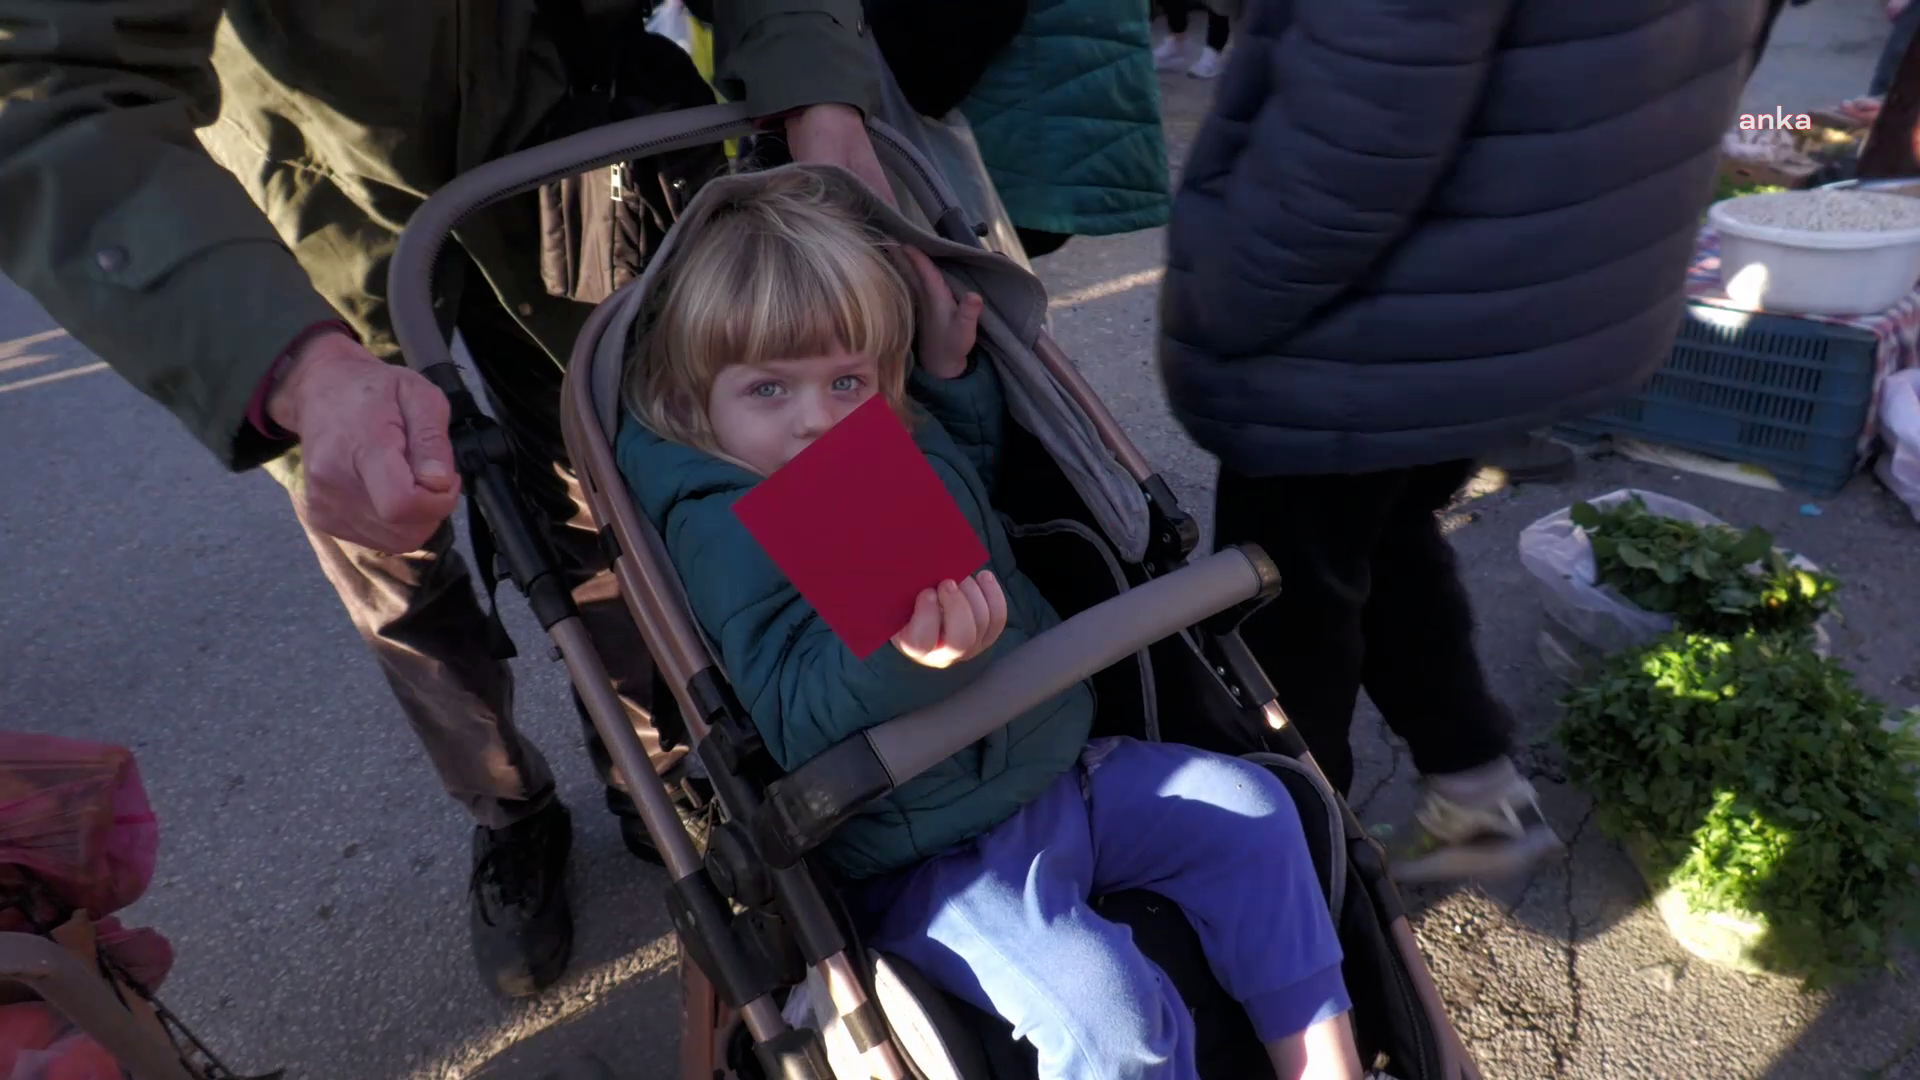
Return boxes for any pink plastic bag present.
[0,737,172,1079]
[0,735,158,917]
[0,733,172,986]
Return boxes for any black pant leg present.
[1205,12,1230,51]
[1358,461,1515,778]
[1212,467,1410,795]
[448,219,680,796]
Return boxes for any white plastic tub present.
[1709,192,1920,316]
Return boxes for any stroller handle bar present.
[751,544,1283,869]
[389,102,759,377]
[385,100,1161,483]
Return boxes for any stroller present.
[385,100,1483,1080]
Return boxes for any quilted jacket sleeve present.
[908,350,1006,494]
[1173,0,1518,356]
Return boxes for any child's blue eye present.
[832,374,864,392]
[749,381,783,398]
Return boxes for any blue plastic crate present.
[1557,303,1879,494]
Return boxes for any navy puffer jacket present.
[1158,0,1764,477]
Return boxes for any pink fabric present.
[0,1005,123,1080]
[90,916,172,992]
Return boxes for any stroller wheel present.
[870,952,1002,1080]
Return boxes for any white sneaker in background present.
[1188,46,1226,79]
[1154,34,1189,72]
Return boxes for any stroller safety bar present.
[752,544,1283,869]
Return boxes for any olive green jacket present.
[0,0,878,470]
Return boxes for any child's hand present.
[892,571,1008,668]
[905,246,984,380]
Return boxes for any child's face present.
[706,343,883,475]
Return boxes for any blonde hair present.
[623,167,916,456]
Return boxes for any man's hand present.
[1892,0,1910,19]
[787,103,895,207]
[905,247,983,379]
[267,330,460,554]
[892,572,1008,669]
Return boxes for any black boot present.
[573,688,704,865]
[605,785,711,865]
[469,801,575,998]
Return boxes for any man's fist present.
[267,330,460,553]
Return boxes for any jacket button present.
[517,302,534,316]
[95,247,128,273]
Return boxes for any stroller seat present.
[382,94,1481,1080]
[852,745,1352,1080]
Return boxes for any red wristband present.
[247,320,356,440]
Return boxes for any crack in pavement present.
[1861,1016,1920,1080]
[1353,732,1408,817]
[1552,808,1599,1080]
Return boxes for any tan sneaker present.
[1391,776,1564,885]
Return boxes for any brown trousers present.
[267,243,678,831]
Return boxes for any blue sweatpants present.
[854,737,1350,1080]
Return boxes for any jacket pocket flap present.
[87,151,292,291]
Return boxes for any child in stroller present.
[612,166,1364,1080]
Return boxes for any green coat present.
[959,0,1169,238]
[0,0,878,471]
[616,359,1094,880]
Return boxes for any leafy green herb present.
[1560,632,1920,984]
[1712,178,1789,203]
[1570,496,1837,638]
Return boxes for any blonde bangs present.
[625,168,917,455]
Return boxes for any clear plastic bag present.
[645,0,695,56]
[1876,368,1920,523]
[1518,489,1830,682]
[1519,489,1716,657]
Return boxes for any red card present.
[732,395,992,659]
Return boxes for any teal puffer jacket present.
[616,360,1095,880]
[959,0,1170,238]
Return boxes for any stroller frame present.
[379,102,1481,1080]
